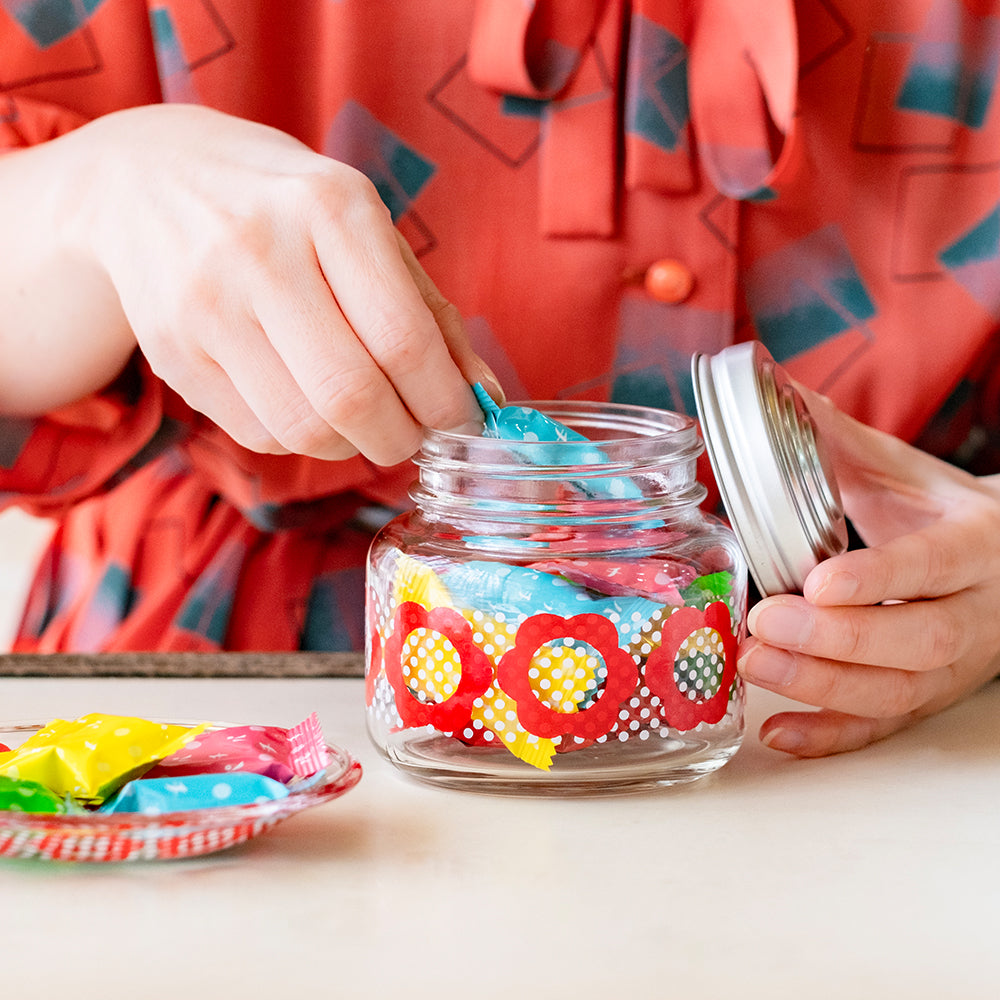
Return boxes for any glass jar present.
[365,401,748,795]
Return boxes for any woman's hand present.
[4,104,494,464]
[738,387,1000,756]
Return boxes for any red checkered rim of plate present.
[0,719,362,863]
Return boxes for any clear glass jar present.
[365,401,747,795]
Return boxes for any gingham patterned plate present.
[0,720,362,862]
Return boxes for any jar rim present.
[421,399,701,470]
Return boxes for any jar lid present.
[691,342,849,597]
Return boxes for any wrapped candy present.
[144,713,329,784]
[473,383,643,502]
[99,772,291,815]
[526,557,696,603]
[439,560,661,639]
[0,775,68,814]
[0,713,205,805]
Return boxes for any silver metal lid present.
[691,342,848,597]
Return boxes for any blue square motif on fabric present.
[4,0,106,49]
[939,204,1000,317]
[325,101,435,223]
[625,14,689,153]
[896,0,1000,129]
[744,225,877,363]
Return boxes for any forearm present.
[0,130,136,416]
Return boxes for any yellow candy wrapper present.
[0,713,207,806]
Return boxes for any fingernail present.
[811,569,859,603]
[761,727,805,753]
[471,362,506,406]
[740,645,797,686]
[750,603,813,647]
[442,418,486,436]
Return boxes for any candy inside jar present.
[365,393,748,795]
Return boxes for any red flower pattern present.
[643,601,737,732]
[384,602,493,732]
[496,613,639,741]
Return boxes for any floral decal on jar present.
[643,601,737,731]
[496,613,639,742]
[384,602,493,732]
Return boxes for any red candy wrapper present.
[145,713,330,783]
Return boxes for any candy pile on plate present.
[0,712,330,816]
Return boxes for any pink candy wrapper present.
[526,558,697,603]
[145,713,330,783]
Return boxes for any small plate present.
[0,720,362,863]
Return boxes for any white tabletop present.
[1,674,997,999]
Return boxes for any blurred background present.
[0,509,52,651]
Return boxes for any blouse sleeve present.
[0,354,195,519]
[0,94,88,151]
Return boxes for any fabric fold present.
[468,0,621,237]
[687,0,799,199]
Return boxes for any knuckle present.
[428,289,460,323]
[311,366,383,427]
[271,412,335,457]
[222,418,283,455]
[836,615,872,663]
[869,672,922,718]
[310,167,391,230]
[915,536,954,594]
[923,603,965,669]
[363,312,430,362]
[255,390,335,456]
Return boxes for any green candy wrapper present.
[0,775,67,814]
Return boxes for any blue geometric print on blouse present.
[611,366,683,415]
[939,204,1000,315]
[4,0,107,49]
[94,563,136,620]
[175,542,243,645]
[501,95,548,119]
[940,205,1000,268]
[325,101,435,223]
[746,225,877,363]
[896,5,1000,128]
[69,562,138,651]
[150,6,185,80]
[300,569,365,652]
[625,14,689,153]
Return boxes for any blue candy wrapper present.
[100,772,290,815]
[439,560,660,642]
[472,384,642,502]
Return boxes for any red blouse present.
[2,0,998,651]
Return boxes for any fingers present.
[805,498,1000,606]
[393,230,505,405]
[311,189,485,439]
[741,586,1000,756]
[153,351,294,456]
[738,634,949,719]
[746,591,977,673]
[756,708,916,757]
[249,255,425,465]
[198,218,499,464]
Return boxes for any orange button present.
[643,259,694,304]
